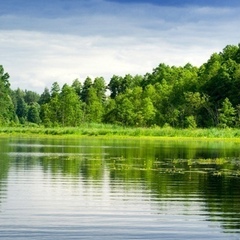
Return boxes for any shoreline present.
[1,126,240,142]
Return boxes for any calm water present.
[0,137,240,239]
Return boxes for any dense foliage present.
[1,43,240,128]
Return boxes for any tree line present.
[1,43,240,128]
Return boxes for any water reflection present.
[1,137,240,239]
[0,139,10,208]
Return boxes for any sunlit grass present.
[1,123,240,139]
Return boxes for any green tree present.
[199,53,222,84]
[15,90,28,124]
[220,44,239,62]
[115,94,135,126]
[103,98,117,124]
[128,87,143,126]
[59,84,83,126]
[51,82,60,97]
[235,105,240,127]
[27,102,41,124]
[40,103,52,127]
[108,75,122,98]
[0,65,15,125]
[71,79,82,97]
[38,87,51,105]
[121,74,132,92]
[218,98,236,128]
[141,97,156,126]
[24,90,40,104]
[142,84,157,103]
[185,115,197,129]
[145,63,172,85]
[200,54,240,127]
[184,92,207,127]
[41,82,61,126]
[236,43,240,63]
[81,77,92,102]
[85,87,104,123]
[93,77,106,103]
[154,80,173,126]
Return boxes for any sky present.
[0,0,240,93]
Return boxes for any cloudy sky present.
[0,0,240,93]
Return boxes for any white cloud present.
[0,1,240,93]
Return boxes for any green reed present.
[1,124,240,139]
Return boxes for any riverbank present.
[1,124,240,140]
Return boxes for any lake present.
[0,137,240,239]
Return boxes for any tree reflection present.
[4,137,240,233]
[200,175,240,232]
[0,139,10,207]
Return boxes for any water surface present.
[0,137,240,239]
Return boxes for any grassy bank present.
[1,124,240,140]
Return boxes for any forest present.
[1,43,240,129]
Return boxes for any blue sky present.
[0,0,240,92]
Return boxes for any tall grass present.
[1,124,240,139]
